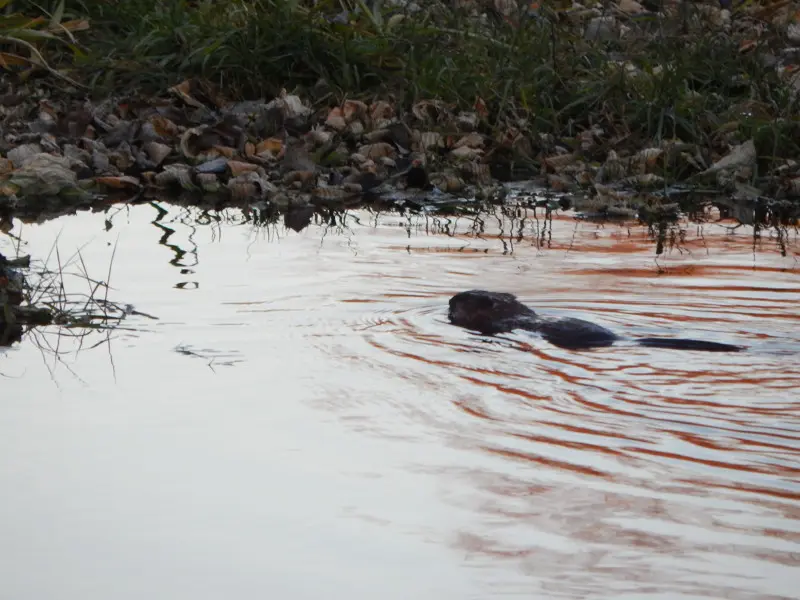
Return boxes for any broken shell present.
[256,137,283,156]
[0,158,12,175]
[212,145,237,159]
[307,126,333,146]
[369,101,394,127]
[419,132,443,151]
[7,143,42,167]
[108,142,136,171]
[228,180,259,201]
[450,146,483,161]
[633,147,663,172]
[544,152,577,173]
[228,160,259,177]
[94,175,142,190]
[358,142,395,161]
[362,128,390,143]
[430,173,465,193]
[460,162,491,183]
[144,141,172,166]
[227,171,274,200]
[195,157,229,174]
[342,100,368,123]
[456,111,480,131]
[411,99,448,125]
[266,89,311,119]
[453,132,484,150]
[546,174,572,192]
[325,107,347,131]
[180,125,210,159]
[350,152,368,165]
[196,173,221,193]
[148,115,181,138]
[311,186,358,204]
[624,173,664,187]
[346,119,365,137]
[282,170,316,189]
[343,182,363,194]
[154,164,195,190]
[379,156,397,168]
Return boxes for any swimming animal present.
[448,290,743,352]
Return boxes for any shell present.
[148,115,181,138]
[227,171,274,200]
[358,142,395,160]
[195,157,229,174]
[144,141,172,166]
[7,143,42,167]
[633,147,663,171]
[282,170,316,189]
[419,131,443,151]
[362,128,390,143]
[256,137,283,156]
[108,143,136,170]
[624,173,664,187]
[342,100,368,123]
[369,101,394,128]
[325,108,347,131]
[544,152,576,173]
[450,146,483,161]
[179,125,210,159]
[212,145,237,159]
[265,89,311,119]
[227,160,259,177]
[453,132,484,150]
[228,180,259,201]
[430,173,465,193]
[154,164,195,190]
[346,119,365,138]
[460,162,491,183]
[411,99,447,125]
[546,174,571,192]
[456,111,480,131]
[196,173,221,193]
[94,175,142,190]
[307,126,333,146]
[311,186,358,204]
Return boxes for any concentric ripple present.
[323,213,800,599]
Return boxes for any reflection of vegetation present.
[104,193,797,258]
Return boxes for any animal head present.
[448,290,535,334]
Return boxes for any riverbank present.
[1,0,798,221]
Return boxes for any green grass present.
[4,0,800,164]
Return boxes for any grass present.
[2,0,799,175]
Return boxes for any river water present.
[1,201,798,600]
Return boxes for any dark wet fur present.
[448,290,744,352]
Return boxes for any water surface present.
[1,203,798,600]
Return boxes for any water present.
[1,202,798,600]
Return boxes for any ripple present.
[324,215,800,598]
